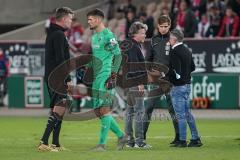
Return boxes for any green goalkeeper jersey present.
[90,28,122,108]
[90,28,121,77]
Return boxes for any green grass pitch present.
[0,117,240,160]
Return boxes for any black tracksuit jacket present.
[146,32,171,66]
[44,23,71,82]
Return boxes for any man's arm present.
[146,38,155,62]
[104,34,122,89]
[105,34,122,73]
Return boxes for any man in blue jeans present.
[168,29,203,147]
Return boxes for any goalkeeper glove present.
[105,72,117,89]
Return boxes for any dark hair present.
[87,8,104,18]
[158,15,171,25]
[128,21,148,38]
[55,7,74,21]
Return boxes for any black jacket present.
[44,23,71,82]
[123,38,147,86]
[169,43,195,86]
[147,32,171,66]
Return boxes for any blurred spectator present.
[146,2,157,19]
[176,0,197,37]
[171,0,182,16]
[139,4,147,14]
[0,49,9,106]
[192,0,207,21]
[152,3,162,25]
[108,9,126,41]
[159,0,171,16]
[67,18,84,52]
[138,12,154,38]
[125,9,137,38]
[206,0,226,15]
[197,13,211,37]
[118,0,137,16]
[107,0,117,20]
[207,5,222,37]
[227,0,240,16]
[217,7,239,37]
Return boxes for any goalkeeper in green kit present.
[86,9,127,151]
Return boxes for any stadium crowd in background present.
[45,0,240,54]
[106,0,240,39]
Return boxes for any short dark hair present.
[87,8,104,18]
[158,15,171,25]
[55,7,74,21]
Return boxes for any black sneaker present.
[171,140,187,147]
[126,141,135,148]
[170,138,180,145]
[188,138,203,147]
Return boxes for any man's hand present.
[138,84,145,95]
[67,82,88,99]
[66,81,74,94]
[105,72,117,89]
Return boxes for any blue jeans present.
[170,84,199,141]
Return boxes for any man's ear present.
[96,17,100,23]
[62,16,67,24]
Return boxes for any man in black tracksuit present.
[144,15,179,145]
[38,7,74,152]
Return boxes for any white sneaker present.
[134,142,151,149]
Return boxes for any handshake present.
[67,82,88,99]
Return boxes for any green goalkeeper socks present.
[110,116,124,138]
[98,115,124,144]
[99,115,111,144]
